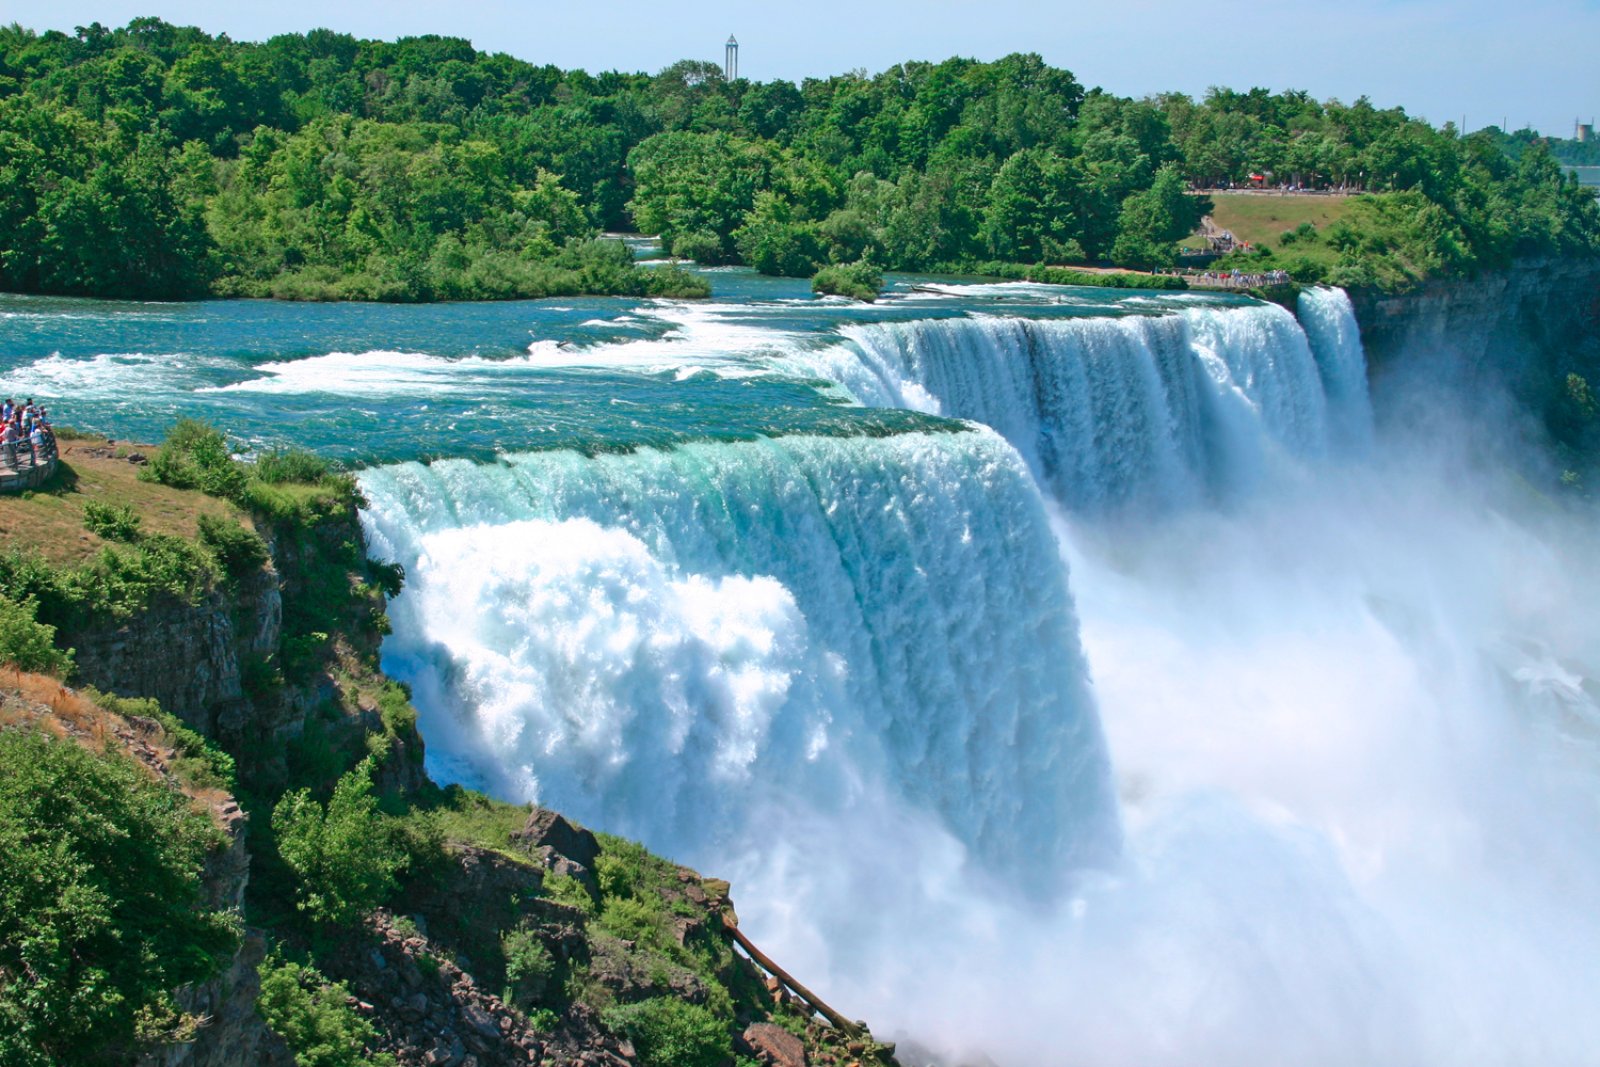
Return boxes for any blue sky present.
[7,0,1597,136]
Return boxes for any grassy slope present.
[0,441,244,566]
[1201,193,1356,245]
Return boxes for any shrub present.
[375,681,417,737]
[0,729,239,1066]
[143,419,247,501]
[197,514,270,580]
[365,559,406,599]
[812,260,884,302]
[601,998,731,1067]
[256,956,397,1067]
[273,756,407,927]
[81,501,143,542]
[502,926,557,1009]
[669,231,724,263]
[0,592,73,674]
[254,448,336,486]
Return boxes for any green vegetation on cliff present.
[0,726,239,1066]
[0,422,898,1067]
[2,19,1595,300]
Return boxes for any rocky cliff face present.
[1346,257,1600,426]
[65,566,281,741]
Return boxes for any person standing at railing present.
[1,419,17,470]
[28,422,48,466]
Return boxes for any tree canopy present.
[0,19,1595,298]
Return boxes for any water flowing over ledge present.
[360,429,1119,894]
[805,287,1373,513]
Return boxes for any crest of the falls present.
[816,289,1372,511]
[360,429,1118,891]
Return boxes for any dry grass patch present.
[0,438,246,566]
[0,668,241,828]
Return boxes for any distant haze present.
[7,0,1597,137]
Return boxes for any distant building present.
[725,35,738,82]
[1578,119,1594,143]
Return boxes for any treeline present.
[1484,126,1600,167]
[0,19,1597,300]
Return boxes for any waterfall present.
[1297,286,1376,452]
[823,291,1372,512]
[360,429,1118,892]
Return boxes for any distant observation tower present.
[725,35,739,81]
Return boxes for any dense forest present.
[0,18,1596,300]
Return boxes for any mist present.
[725,339,1600,1066]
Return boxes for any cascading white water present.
[821,295,1368,511]
[360,429,1118,892]
[1297,286,1376,452]
[360,285,1600,1066]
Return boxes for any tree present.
[1112,163,1205,269]
[273,756,407,927]
[983,148,1085,261]
[733,191,825,276]
[0,729,238,1066]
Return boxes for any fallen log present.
[719,912,864,1038]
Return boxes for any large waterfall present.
[345,285,1600,1066]
[360,429,1118,892]
[8,278,1598,1063]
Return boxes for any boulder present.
[512,808,599,870]
[741,1023,807,1067]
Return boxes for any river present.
[4,265,1599,1065]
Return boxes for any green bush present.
[668,231,725,263]
[273,756,407,927]
[81,501,142,542]
[256,956,397,1067]
[601,998,731,1067]
[811,260,884,302]
[33,535,218,625]
[502,926,557,1009]
[375,681,418,738]
[197,514,270,580]
[0,592,73,674]
[143,420,247,501]
[253,448,337,486]
[0,728,239,1066]
[365,559,406,600]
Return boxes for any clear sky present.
[6,0,1597,137]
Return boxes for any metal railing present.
[0,433,59,491]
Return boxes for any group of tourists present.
[2,397,57,472]
[1186,269,1293,289]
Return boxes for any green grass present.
[0,444,246,568]
[1194,192,1357,252]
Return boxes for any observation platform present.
[0,437,59,493]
